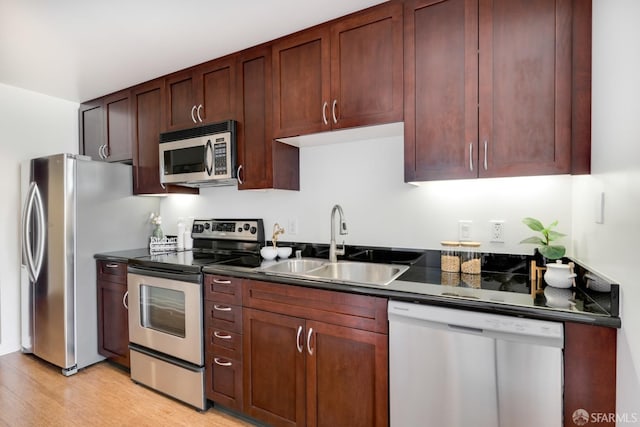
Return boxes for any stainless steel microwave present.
[159,120,237,187]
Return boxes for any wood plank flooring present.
[0,352,254,427]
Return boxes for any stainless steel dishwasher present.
[388,301,564,427]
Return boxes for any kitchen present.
[1,0,639,425]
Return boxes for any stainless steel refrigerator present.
[20,153,159,375]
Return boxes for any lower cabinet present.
[96,260,130,368]
[242,279,388,427]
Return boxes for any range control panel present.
[191,219,264,242]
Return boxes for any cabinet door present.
[306,321,388,427]
[273,27,331,138]
[131,80,197,195]
[103,90,132,162]
[97,280,129,367]
[79,100,104,161]
[330,2,403,130]
[404,0,478,182]
[236,45,300,191]
[197,56,237,125]
[478,0,572,177]
[243,308,305,427]
[165,69,196,131]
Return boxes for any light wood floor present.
[0,351,254,427]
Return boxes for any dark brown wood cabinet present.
[236,45,299,190]
[164,56,237,131]
[404,0,591,182]
[204,274,244,411]
[564,322,617,427]
[79,90,132,163]
[96,260,129,368]
[243,279,388,427]
[272,2,403,139]
[130,79,197,195]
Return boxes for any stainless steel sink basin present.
[259,258,327,275]
[305,261,409,286]
[260,258,408,287]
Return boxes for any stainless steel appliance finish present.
[128,268,206,410]
[126,218,264,410]
[388,301,564,427]
[20,153,158,375]
[159,120,237,187]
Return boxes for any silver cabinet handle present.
[196,104,203,122]
[483,140,488,170]
[296,326,303,353]
[214,331,232,340]
[213,304,232,312]
[191,105,197,123]
[213,278,232,284]
[469,143,473,172]
[214,357,232,367]
[306,327,314,356]
[236,165,244,185]
[322,101,328,125]
[105,263,119,269]
[332,99,338,124]
[103,144,109,159]
[98,144,104,159]
[122,291,128,310]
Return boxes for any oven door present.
[128,271,203,366]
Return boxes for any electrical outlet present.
[458,220,472,241]
[287,218,298,235]
[490,220,505,243]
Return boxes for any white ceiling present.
[0,0,386,103]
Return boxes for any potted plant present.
[519,217,566,261]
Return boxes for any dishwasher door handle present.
[447,324,484,334]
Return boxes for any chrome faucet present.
[329,204,348,263]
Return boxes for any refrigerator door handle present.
[22,182,46,282]
[32,183,46,280]
[22,182,38,282]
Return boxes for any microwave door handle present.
[205,139,213,176]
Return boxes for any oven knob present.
[237,227,242,233]
[250,226,257,234]
[204,223,210,230]
[243,223,250,231]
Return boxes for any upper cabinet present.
[130,79,198,195]
[236,45,300,190]
[272,2,403,139]
[404,0,591,182]
[164,56,237,131]
[79,89,132,163]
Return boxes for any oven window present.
[139,285,186,338]
[164,146,205,174]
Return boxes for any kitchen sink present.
[259,259,409,287]
[259,258,327,275]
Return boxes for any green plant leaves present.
[538,245,566,260]
[520,236,545,245]
[522,217,544,231]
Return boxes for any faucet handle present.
[340,220,348,235]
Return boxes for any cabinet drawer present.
[206,327,242,360]
[243,279,388,334]
[204,274,243,305]
[204,300,242,334]
[206,353,243,411]
[97,260,127,284]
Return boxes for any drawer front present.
[206,353,243,411]
[244,279,388,333]
[204,274,243,305]
[206,327,242,360]
[97,260,127,284]
[204,300,242,334]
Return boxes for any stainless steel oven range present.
[127,219,264,410]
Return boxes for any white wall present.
[571,0,640,417]
[0,83,79,355]
[161,135,574,253]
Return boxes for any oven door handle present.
[127,266,202,284]
[129,344,204,373]
[205,139,214,176]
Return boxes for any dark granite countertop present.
[95,244,621,329]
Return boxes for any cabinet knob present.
[322,101,329,125]
[236,165,244,185]
[332,99,338,124]
[483,140,488,170]
[213,278,232,285]
[191,105,197,123]
[306,327,314,355]
[469,143,474,172]
[213,304,232,312]
[214,357,233,367]
[296,325,303,353]
[122,291,128,310]
[196,104,203,122]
